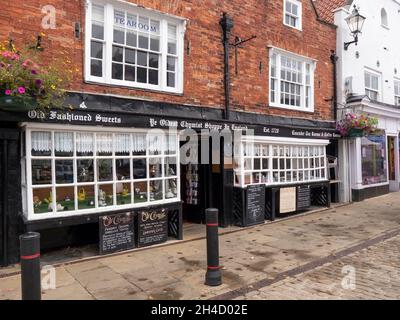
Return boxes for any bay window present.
[23,126,180,220]
[85,0,185,93]
[269,47,315,112]
[234,137,328,187]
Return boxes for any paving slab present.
[2,193,400,300]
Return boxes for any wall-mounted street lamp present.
[344,5,366,51]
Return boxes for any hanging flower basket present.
[0,95,37,112]
[337,113,379,138]
[0,39,72,112]
[347,128,364,138]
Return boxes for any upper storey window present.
[394,79,400,106]
[85,1,185,94]
[364,70,381,102]
[269,47,315,112]
[284,0,302,30]
[381,8,388,28]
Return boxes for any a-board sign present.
[280,187,297,214]
[297,185,311,210]
[137,209,168,247]
[246,184,266,226]
[99,212,135,255]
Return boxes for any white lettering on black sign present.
[138,209,168,247]
[99,212,135,255]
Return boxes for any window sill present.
[283,22,302,32]
[24,198,181,222]
[269,102,314,113]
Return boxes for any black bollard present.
[20,232,41,300]
[205,208,222,286]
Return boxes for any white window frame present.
[394,78,400,106]
[283,0,302,31]
[22,123,181,221]
[84,0,186,94]
[234,136,329,188]
[269,47,316,112]
[364,69,381,102]
[381,8,389,29]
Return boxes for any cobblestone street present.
[232,235,400,300]
[1,193,400,300]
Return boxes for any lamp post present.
[344,5,366,50]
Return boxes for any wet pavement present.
[1,193,400,300]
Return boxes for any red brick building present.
[0,1,341,265]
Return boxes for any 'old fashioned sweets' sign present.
[246,184,266,226]
[99,212,135,255]
[138,209,168,247]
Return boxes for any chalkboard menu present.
[99,212,135,255]
[246,184,266,226]
[297,185,311,210]
[138,209,168,247]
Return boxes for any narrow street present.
[232,234,400,300]
[1,192,400,300]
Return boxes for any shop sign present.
[99,212,135,255]
[24,109,340,140]
[279,187,296,214]
[28,110,122,124]
[246,184,266,226]
[297,185,311,210]
[137,208,168,247]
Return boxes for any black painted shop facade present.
[0,92,339,266]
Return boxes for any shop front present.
[232,136,332,226]
[0,93,340,265]
[339,97,400,202]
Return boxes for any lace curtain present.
[54,132,73,153]
[132,134,146,153]
[76,133,94,154]
[31,132,51,152]
[31,131,175,154]
[148,134,163,153]
[97,133,113,153]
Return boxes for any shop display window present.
[24,129,180,219]
[235,140,328,187]
[361,133,388,185]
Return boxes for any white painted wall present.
[334,0,400,200]
[335,0,400,106]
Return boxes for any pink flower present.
[22,59,33,69]
[5,90,12,95]
[2,51,12,59]
[18,87,26,94]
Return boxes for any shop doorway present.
[180,136,227,225]
[387,136,398,191]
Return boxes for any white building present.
[333,0,400,202]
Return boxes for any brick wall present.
[0,0,336,121]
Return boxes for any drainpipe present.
[2,140,8,267]
[220,13,234,120]
[330,51,339,122]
